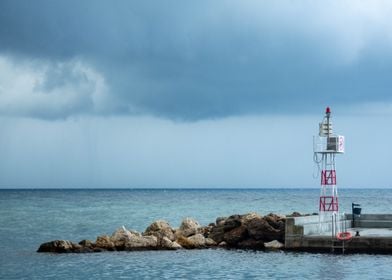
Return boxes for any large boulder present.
[205,237,217,246]
[124,235,158,250]
[79,239,94,248]
[208,212,285,248]
[176,236,194,249]
[215,217,227,226]
[37,240,82,253]
[223,215,242,231]
[247,217,283,242]
[176,234,206,249]
[223,225,248,246]
[264,213,286,231]
[199,225,213,237]
[112,226,141,239]
[241,213,262,225]
[208,225,225,244]
[264,240,284,249]
[208,213,262,245]
[144,220,175,241]
[188,234,206,248]
[111,227,142,249]
[178,218,201,237]
[159,236,182,250]
[218,241,227,247]
[95,235,115,251]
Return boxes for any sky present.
[0,0,392,188]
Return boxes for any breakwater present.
[38,212,392,254]
[38,212,289,253]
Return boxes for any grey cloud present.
[1,1,392,120]
[36,63,90,93]
[0,57,108,119]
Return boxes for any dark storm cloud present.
[1,0,392,120]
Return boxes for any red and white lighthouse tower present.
[313,107,345,234]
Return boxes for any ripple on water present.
[2,250,391,280]
[1,189,392,279]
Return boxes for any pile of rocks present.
[208,213,285,249]
[37,212,287,253]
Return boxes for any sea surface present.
[1,188,392,279]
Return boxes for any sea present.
[1,188,392,279]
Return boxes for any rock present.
[237,239,265,249]
[176,234,206,249]
[145,220,169,232]
[110,227,141,249]
[176,236,194,249]
[205,238,217,246]
[174,229,182,239]
[208,225,225,243]
[188,234,206,248]
[74,244,93,253]
[79,239,93,248]
[223,225,248,246]
[240,213,262,225]
[216,217,227,226]
[265,213,286,231]
[208,214,255,244]
[179,218,201,237]
[124,235,158,250]
[223,215,242,231]
[109,226,169,251]
[144,220,175,241]
[99,227,158,251]
[199,225,213,237]
[169,241,182,250]
[37,240,80,253]
[247,217,283,242]
[287,211,302,217]
[95,235,115,251]
[112,226,141,239]
[159,236,182,250]
[218,241,227,247]
[264,240,284,249]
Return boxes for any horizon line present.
[0,186,390,191]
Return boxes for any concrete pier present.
[285,214,392,253]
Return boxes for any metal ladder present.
[331,239,346,254]
[331,213,347,254]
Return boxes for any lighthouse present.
[313,107,345,234]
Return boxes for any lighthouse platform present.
[285,214,392,253]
